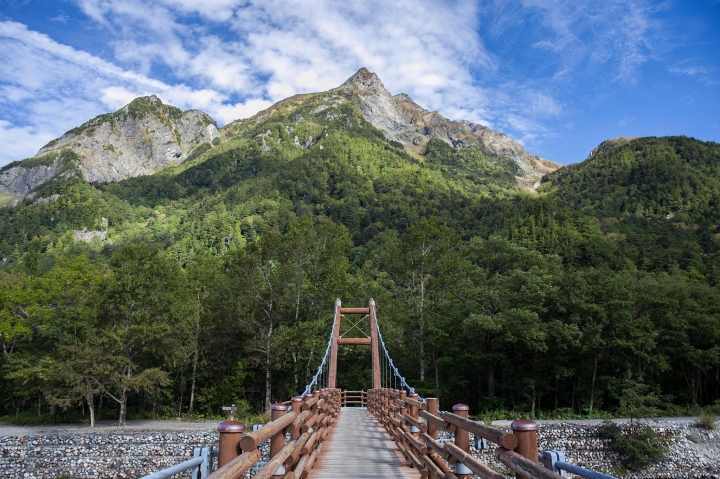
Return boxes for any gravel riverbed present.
[1,417,719,478]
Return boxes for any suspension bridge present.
[143,299,617,479]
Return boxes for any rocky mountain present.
[335,69,560,180]
[223,68,560,186]
[0,96,219,202]
[2,68,556,204]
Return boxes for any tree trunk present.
[488,363,495,397]
[264,333,273,413]
[189,298,201,413]
[86,382,95,428]
[119,388,127,426]
[531,383,536,417]
[589,350,598,412]
[419,274,426,381]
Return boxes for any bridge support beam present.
[328,299,341,389]
[369,299,381,390]
[327,299,381,390]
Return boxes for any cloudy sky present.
[1,0,718,166]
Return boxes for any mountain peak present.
[336,67,388,95]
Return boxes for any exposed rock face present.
[0,158,64,195]
[334,68,561,181]
[35,96,220,183]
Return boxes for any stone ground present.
[1,417,719,478]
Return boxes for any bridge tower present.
[327,299,381,389]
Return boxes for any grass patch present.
[696,410,716,430]
[601,421,669,471]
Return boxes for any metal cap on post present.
[511,420,539,479]
[453,404,471,479]
[217,421,246,468]
[270,403,288,476]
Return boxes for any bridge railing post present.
[426,398,439,440]
[452,404,472,479]
[217,420,246,469]
[269,403,288,476]
[511,420,539,479]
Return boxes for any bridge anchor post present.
[217,421,246,468]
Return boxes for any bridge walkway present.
[307,407,420,479]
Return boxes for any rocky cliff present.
[334,68,561,182]
[36,96,220,183]
[0,96,220,200]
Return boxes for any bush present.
[696,410,716,430]
[601,421,668,471]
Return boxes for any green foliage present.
[696,410,716,429]
[2,91,720,431]
[0,153,59,173]
[601,422,669,471]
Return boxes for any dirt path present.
[0,419,220,437]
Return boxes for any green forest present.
[1,92,720,425]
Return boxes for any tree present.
[97,245,191,425]
[381,218,460,381]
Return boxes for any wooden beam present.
[339,307,370,314]
[338,337,372,345]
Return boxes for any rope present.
[301,299,339,396]
[372,302,424,401]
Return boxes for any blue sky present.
[0,0,718,167]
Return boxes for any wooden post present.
[270,403,288,477]
[217,421,245,468]
[426,398,439,440]
[369,299,381,389]
[290,397,303,440]
[328,299,341,389]
[511,420,539,479]
[453,404,471,479]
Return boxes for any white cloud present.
[0,120,56,162]
[0,0,678,167]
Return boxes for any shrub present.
[696,410,716,430]
[601,421,668,471]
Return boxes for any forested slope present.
[1,91,719,425]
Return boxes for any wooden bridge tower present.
[327,299,381,389]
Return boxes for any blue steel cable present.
[301,301,338,396]
[373,306,424,401]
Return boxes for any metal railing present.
[140,446,217,479]
[541,451,618,479]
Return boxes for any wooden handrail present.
[442,412,518,449]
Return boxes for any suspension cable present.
[302,300,339,395]
[372,303,424,401]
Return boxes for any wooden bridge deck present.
[308,407,420,479]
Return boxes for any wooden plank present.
[307,407,420,479]
[338,337,372,345]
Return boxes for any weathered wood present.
[255,442,297,479]
[240,411,298,451]
[420,433,449,460]
[286,432,311,467]
[338,337,372,345]
[403,397,426,410]
[442,412,517,449]
[444,442,505,479]
[293,454,310,478]
[495,448,564,479]
[307,407,420,479]
[419,410,452,432]
[207,449,261,479]
[399,426,428,454]
[288,410,312,434]
[339,307,370,314]
[404,412,429,433]
[428,450,457,479]
[301,430,320,455]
